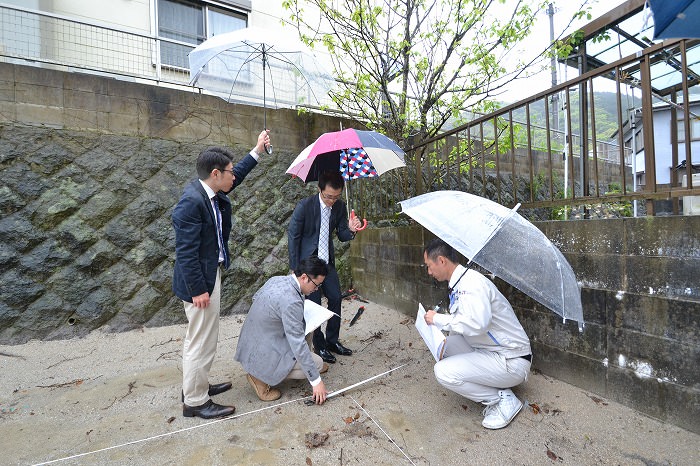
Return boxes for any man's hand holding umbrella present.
[254,129,271,156]
[348,209,363,233]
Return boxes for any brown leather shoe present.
[320,362,329,374]
[246,374,281,401]
[182,399,235,419]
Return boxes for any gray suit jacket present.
[234,275,320,386]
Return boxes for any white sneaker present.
[482,389,523,429]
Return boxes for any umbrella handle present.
[351,209,368,231]
[262,127,273,154]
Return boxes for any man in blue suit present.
[173,130,270,419]
[288,170,362,364]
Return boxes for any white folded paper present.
[415,303,446,362]
[303,299,335,336]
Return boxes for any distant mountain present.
[501,91,642,142]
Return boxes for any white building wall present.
[652,106,700,185]
[51,0,151,32]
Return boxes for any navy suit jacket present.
[288,194,355,269]
[172,153,257,302]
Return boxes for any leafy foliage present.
[283,0,548,148]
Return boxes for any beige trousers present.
[433,334,530,404]
[285,351,325,380]
[182,268,221,407]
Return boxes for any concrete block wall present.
[350,217,700,434]
[0,62,345,148]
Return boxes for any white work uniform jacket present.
[432,265,531,359]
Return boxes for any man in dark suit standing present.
[173,130,270,419]
[288,170,362,364]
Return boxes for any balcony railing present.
[0,4,336,110]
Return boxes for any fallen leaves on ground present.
[305,432,329,448]
[360,332,383,342]
[586,394,609,406]
[37,379,84,389]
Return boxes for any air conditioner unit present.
[681,174,700,215]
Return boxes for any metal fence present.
[0,5,184,83]
[347,38,700,222]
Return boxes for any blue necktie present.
[449,289,457,308]
[212,196,228,268]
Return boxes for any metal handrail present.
[345,39,700,221]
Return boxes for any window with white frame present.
[676,117,700,143]
[157,0,247,69]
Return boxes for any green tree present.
[283,0,547,148]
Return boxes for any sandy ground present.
[1,298,698,466]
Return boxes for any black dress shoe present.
[183,399,235,419]
[327,342,353,356]
[208,382,232,397]
[181,382,233,402]
[316,348,336,364]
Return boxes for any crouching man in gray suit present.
[235,256,330,404]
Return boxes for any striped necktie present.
[318,205,331,262]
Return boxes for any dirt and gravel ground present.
[1,298,698,465]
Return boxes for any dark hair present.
[424,238,459,263]
[318,170,345,191]
[294,255,329,278]
[196,146,234,180]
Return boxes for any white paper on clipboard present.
[415,303,446,362]
[304,300,335,336]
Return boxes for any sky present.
[496,0,631,102]
[264,0,640,105]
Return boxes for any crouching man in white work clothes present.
[423,238,532,429]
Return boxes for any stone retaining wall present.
[0,62,354,343]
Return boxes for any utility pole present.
[548,3,559,133]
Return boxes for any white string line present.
[32,364,407,466]
[327,364,407,400]
[32,395,309,466]
[350,396,417,466]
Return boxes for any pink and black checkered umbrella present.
[286,128,405,182]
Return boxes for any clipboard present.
[415,303,446,362]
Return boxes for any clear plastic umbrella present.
[188,26,334,152]
[399,191,584,330]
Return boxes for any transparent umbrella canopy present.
[188,26,335,152]
[400,191,584,331]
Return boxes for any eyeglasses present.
[308,275,323,290]
[321,192,342,201]
[219,168,235,176]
